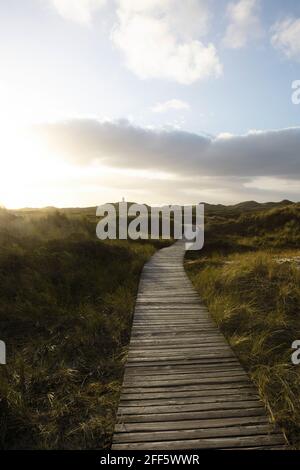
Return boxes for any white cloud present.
[271,17,300,60]
[223,0,262,49]
[47,0,222,83]
[151,99,190,113]
[112,0,222,84]
[35,119,300,204]
[115,0,212,38]
[49,0,106,25]
[37,119,300,179]
[245,177,300,194]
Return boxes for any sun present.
[0,122,64,209]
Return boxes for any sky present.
[0,0,300,208]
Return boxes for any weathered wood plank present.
[123,371,248,383]
[124,365,244,376]
[120,387,256,400]
[119,394,260,407]
[115,415,268,433]
[121,383,255,393]
[116,408,268,424]
[117,401,264,416]
[113,424,278,444]
[112,434,285,451]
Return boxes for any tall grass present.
[186,252,300,447]
[0,209,167,449]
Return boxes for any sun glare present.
[0,122,65,208]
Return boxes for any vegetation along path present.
[112,240,287,450]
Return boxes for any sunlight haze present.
[0,0,299,208]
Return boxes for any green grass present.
[2,201,300,448]
[185,203,300,447]
[0,208,169,449]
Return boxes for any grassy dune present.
[0,208,167,449]
[186,203,300,447]
[1,201,300,448]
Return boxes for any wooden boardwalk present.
[112,241,286,450]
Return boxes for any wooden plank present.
[124,366,244,376]
[115,415,268,433]
[126,361,241,368]
[126,353,236,363]
[116,408,268,424]
[120,394,260,407]
[128,341,228,348]
[112,434,285,451]
[123,371,248,382]
[117,401,264,416]
[121,383,255,393]
[120,387,256,400]
[122,377,248,387]
[128,347,234,356]
[113,424,277,444]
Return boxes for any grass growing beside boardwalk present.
[186,212,300,447]
[0,208,168,449]
[2,201,300,448]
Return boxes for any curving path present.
[112,241,286,450]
